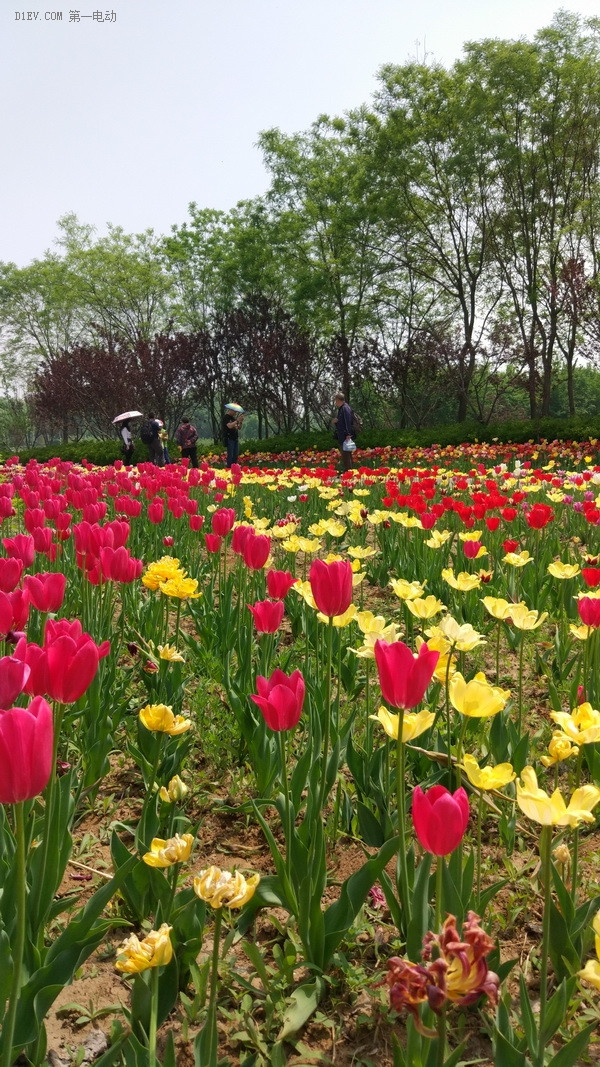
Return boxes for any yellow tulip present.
[115,923,173,973]
[317,604,357,627]
[142,557,185,591]
[291,580,317,609]
[193,866,260,909]
[389,578,426,601]
[416,634,456,682]
[540,732,579,767]
[459,530,483,542]
[482,596,513,621]
[425,529,451,549]
[405,596,446,620]
[391,513,423,529]
[503,551,533,568]
[355,610,391,635]
[547,561,581,580]
[516,766,600,827]
[569,623,593,641]
[295,536,322,554]
[508,603,548,631]
[449,671,509,718]
[550,702,600,746]
[436,615,485,651]
[460,754,515,791]
[139,703,192,736]
[347,545,378,559]
[157,644,185,662]
[143,833,194,868]
[441,569,482,592]
[371,706,435,742]
[158,775,189,803]
[351,625,401,658]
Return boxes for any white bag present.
[343,438,357,451]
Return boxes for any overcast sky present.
[2,1,598,266]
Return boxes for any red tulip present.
[502,539,519,553]
[374,639,439,710]
[462,540,483,559]
[3,534,34,568]
[0,557,23,592]
[205,533,222,553]
[578,596,600,628]
[163,536,174,547]
[148,501,164,524]
[189,514,204,532]
[0,696,54,803]
[23,572,67,612]
[251,668,305,731]
[485,516,500,532]
[266,569,298,599]
[242,534,271,570]
[526,503,554,530]
[45,634,103,703]
[13,639,48,696]
[308,559,353,618]
[0,590,30,636]
[211,508,236,536]
[231,524,254,554]
[412,784,469,856]
[99,546,143,583]
[582,567,600,588]
[0,656,31,706]
[247,599,285,634]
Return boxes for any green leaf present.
[355,800,386,847]
[548,1022,596,1067]
[493,1028,529,1067]
[518,975,537,1052]
[541,979,573,1045]
[277,976,325,1041]
[322,836,399,966]
[406,853,432,959]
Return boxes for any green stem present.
[395,715,411,930]
[435,854,444,931]
[1,802,26,1067]
[537,825,553,1067]
[174,600,182,648]
[455,716,468,787]
[517,638,525,735]
[436,1005,447,1067]
[444,644,455,779]
[318,619,334,815]
[206,908,223,1067]
[31,701,66,933]
[148,965,159,1067]
[571,747,584,903]
[496,623,501,685]
[476,791,483,907]
[278,730,292,886]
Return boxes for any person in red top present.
[174,417,199,468]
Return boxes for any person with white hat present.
[222,403,244,467]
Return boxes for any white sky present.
[2,0,598,265]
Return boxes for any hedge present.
[3,414,600,467]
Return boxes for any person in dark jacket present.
[332,391,355,472]
[146,413,165,467]
[175,417,199,468]
[223,405,244,467]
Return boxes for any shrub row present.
[3,415,600,467]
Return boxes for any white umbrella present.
[224,403,245,414]
[112,410,143,424]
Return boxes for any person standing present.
[120,419,135,465]
[332,391,355,472]
[144,413,165,467]
[175,417,199,468]
[223,404,244,468]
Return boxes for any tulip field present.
[1,438,600,1067]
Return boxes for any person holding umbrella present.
[112,410,143,466]
[222,403,244,467]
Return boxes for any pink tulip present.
[211,508,236,536]
[242,534,271,570]
[205,533,222,554]
[266,569,298,599]
[0,557,23,593]
[308,559,353,618]
[247,599,285,634]
[0,696,54,803]
[412,785,469,856]
[23,572,67,613]
[3,534,35,568]
[0,656,31,706]
[578,596,600,628]
[251,669,305,731]
[374,639,439,709]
